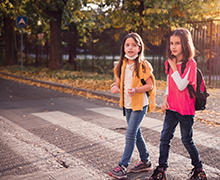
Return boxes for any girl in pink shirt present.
[147,28,207,180]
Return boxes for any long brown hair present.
[115,32,146,78]
[166,28,195,73]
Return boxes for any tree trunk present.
[68,30,77,70]
[68,31,75,64]
[48,10,63,70]
[3,16,18,65]
[35,33,39,67]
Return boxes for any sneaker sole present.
[130,166,154,173]
[109,172,127,179]
[147,178,167,180]
[189,176,207,180]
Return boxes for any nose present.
[171,44,176,49]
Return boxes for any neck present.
[127,59,135,65]
[176,54,183,63]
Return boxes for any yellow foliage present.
[143,26,169,46]
[156,9,162,14]
[144,9,151,15]
[163,9,168,14]
[132,0,140,6]
[114,33,120,42]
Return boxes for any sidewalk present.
[0,72,220,127]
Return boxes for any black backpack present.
[167,63,209,111]
[187,68,209,111]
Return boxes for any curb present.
[0,72,120,101]
[0,72,162,108]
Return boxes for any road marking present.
[0,116,108,180]
[32,111,220,179]
[86,107,220,151]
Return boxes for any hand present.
[128,88,136,97]
[161,95,169,111]
[111,85,120,93]
[161,102,170,111]
[168,56,176,66]
[168,57,177,72]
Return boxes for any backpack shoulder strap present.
[187,84,196,98]
[196,68,203,91]
[167,63,170,74]
[196,68,209,97]
[187,68,202,99]
[141,78,150,97]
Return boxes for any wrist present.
[172,66,178,72]
[110,83,116,89]
[134,87,137,93]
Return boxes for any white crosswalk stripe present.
[86,107,220,150]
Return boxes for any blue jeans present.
[119,106,150,167]
[159,110,202,168]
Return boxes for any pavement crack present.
[56,159,69,168]
[114,127,127,130]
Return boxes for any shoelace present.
[152,166,165,177]
[135,161,143,167]
[189,168,203,178]
[114,166,121,172]
[189,167,196,176]
[151,166,160,176]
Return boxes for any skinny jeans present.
[119,105,149,167]
[159,110,202,168]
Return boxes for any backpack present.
[187,68,209,111]
[167,63,209,111]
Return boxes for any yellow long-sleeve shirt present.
[115,58,156,113]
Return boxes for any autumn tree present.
[62,1,114,70]
[0,0,21,65]
[30,0,68,70]
[1,0,220,69]
[1,0,89,70]
[96,0,220,45]
[62,0,88,69]
[23,0,50,67]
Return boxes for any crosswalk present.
[86,107,220,151]
[0,107,220,180]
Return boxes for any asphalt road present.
[0,77,220,180]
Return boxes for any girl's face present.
[124,37,140,58]
[170,35,183,61]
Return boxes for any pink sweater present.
[165,59,196,115]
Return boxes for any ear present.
[138,46,141,52]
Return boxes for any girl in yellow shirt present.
[109,32,156,179]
